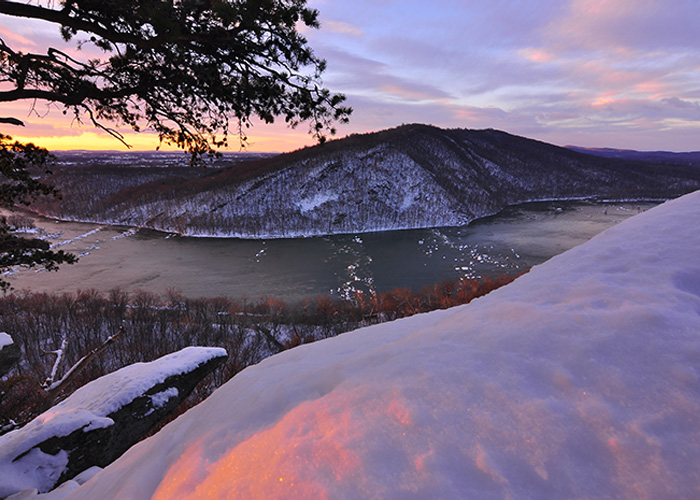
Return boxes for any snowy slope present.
[68,191,700,499]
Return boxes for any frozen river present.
[3,200,657,301]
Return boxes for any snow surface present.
[0,347,227,497]
[297,192,339,213]
[0,332,12,350]
[37,192,700,498]
[6,467,101,500]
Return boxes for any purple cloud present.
[307,0,700,151]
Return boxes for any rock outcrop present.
[0,346,227,497]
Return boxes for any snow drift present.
[67,191,700,499]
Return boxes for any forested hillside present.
[31,125,700,237]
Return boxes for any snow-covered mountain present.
[35,125,700,237]
[60,190,700,499]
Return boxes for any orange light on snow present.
[151,387,425,499]
[152,397,363,499]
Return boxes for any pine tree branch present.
[0,117,24,126]
[0,1,144,46]
[44,327,123,402]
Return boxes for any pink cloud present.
[378,83,450,101]
[570,0,644,17]
[544,0,700,56]
[518,48,554,64]
[324,20,363,36]
[633,80,672,99]
[0,24,36,50]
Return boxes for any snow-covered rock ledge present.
[0,347,227,498]
[61,191,700,498]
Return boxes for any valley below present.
[2,126,699,500]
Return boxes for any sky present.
[2,0,700,152]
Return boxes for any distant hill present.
[566,146,700,166]
[31,124,700,237]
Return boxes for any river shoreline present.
[3,200,659,301]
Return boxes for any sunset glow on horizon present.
[7,128,317,154]
[2,0,700,153]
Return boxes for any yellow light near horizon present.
[9,131,168,152]
[3,99,341,154]
[10,128,318,154]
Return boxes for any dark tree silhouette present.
[0,135,76,291]
[0,0,350,287]
[0,0,350,153]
